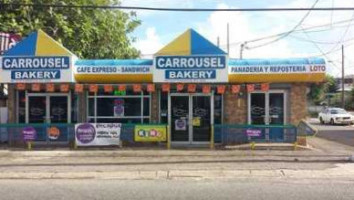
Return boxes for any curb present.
[1,168,354,180]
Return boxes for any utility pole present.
[341,45,345,108]
[227,23,230,55]
[217,36,220,47]
[240,42,245,59]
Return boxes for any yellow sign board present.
[134,125,167,142]
[192,117,201,126]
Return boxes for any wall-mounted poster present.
[114,98,124,117]
[175,119,187,131]
[75,123,121,146]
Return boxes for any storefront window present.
[88,90,150,123]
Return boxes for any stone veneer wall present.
[289,83,308,125]
[77,92,87,123]
[150,91,159,123]
[7,84,16,123]
[223,91,247,124]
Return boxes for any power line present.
[289,35,354,45]
[323,11,354,56]
[138,17,354,57]
[245,0,320,49]
[241,18,354,44]
[1,3,354,12]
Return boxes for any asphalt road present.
[0,178,353,200]
[309,118,354,147]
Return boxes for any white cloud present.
[195,0,354,77]
[195,3,295,59]
[134,27,163,58]
[130,0,354,76]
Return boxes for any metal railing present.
[0,123,297,149]
[214,124,297,146]
[0,123,169,148]
[0,123,75,146]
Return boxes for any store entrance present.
[26,93,71,123]
[248,90,286,125]
[169,93,213,145]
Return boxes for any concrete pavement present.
[1,163,353,180]
[0,130,351,180]
[1,178,354,200]
[309,118,354,147]
[0,136,351,180]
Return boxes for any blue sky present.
[121,0,354,77]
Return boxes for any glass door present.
[27,94,70,124]
[27,95,47,141]
[26,93,71,143]
[50,96,68,123]
[249,91,286,125]
[250,93,266,125]
[170,93,213,145]
[49,96,69,142]
[269,93,285,125]
[28,96,47,123]
[192,96,211,142]
[170,95,189,142]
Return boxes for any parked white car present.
[318,108,354,125]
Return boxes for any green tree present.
[0,0,140,59]
[308,74,337,105]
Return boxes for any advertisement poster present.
[22,126,37,142]
[245,129,262,137]
[175,119,187,131]
[75,123,121,146]
[192,117,201,127]
[134,125,167,142]
[47,126,60,140]
[114,98,124,117]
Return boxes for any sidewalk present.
[1,163,354,180]
[0,137,352,180]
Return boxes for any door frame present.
[247,90,287,125]
[168,92,214,145]
[25,92,71,123]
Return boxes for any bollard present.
[210,125,215,149]
[74,140,78,149]
[250,141,255,150]
[27,141,32,150]
[293,141,298,151]
[167,125,171,150]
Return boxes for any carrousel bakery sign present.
[0,56,71,82]
[153,29,229,83]
[153,55,227,82]
[0,30,75,83]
